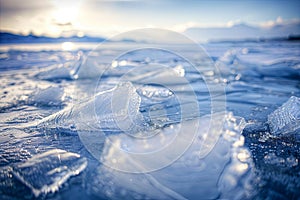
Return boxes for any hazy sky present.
[1,0,300,37]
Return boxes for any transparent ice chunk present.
[36,63,74,80]
[0,149,87,197]
[29,86,64,106]
[36,54,82,81]
[267,96,300,136]
[71,57,106,79]
[36,82,147,134]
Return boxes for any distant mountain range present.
[1,21,300,44]
[0,32,107,44]
[184,22,300,42]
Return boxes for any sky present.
[0,0,300,37]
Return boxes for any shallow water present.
[0,41,299,199]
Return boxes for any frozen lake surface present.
[0,41,299,199]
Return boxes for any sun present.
[52,0,81,25]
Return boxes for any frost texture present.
[268,96,300,136]
[0,149,87,197]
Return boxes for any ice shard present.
[35,82,147,134]
[0,149,87,197]
[268,96,300,136]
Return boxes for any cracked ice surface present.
[88,112,254,200]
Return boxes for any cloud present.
[260,16,300,28]
[226,19,242,27]
[53,22,73,27]
[171,17,300,34]
[170,22,202,32]
[170,21,235,32]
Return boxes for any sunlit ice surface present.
[0,39,299,200]
[61,42,75,51]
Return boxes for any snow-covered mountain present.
[184,22,300,42]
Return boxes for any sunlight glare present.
[61,42,74,51]
[52,0,81,24]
